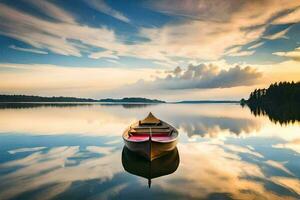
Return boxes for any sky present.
[0,0,299,101]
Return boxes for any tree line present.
[246,81,300,105]
[0,94,165,103]
[241,81,300,125]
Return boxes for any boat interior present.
[127,112,175,142]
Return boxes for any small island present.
[0,95,165,104]
[241,81,300,124]
[98,97,164,103]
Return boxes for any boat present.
[122,146,179,188]
[122,112,178,161]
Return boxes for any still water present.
[0,103,299,200]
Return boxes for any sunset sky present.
[0,0,299,101]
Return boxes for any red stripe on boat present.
[128,133,172,141]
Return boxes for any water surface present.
[0,103,299,200]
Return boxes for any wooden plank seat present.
[130,128,171,134]
[133,126,170,129]
[128,133,173,141]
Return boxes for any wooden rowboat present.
[122,112,178,161]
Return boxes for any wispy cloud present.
[140,0,299,60]
[265,160,294,176]
[272,7,300,24]
[147,0,300,24]
[0,0,299,65]
[263,26,292,40]
[224,46,255,57]
[9,45,48,54]
[273,139,300,154]
[224,46,242,55]
[105,59,119,64]
[85,0,130,23]
[88,50,119,59]
[0,3,117,57]
[248,42,265,50]
[227,50,255,57]
[24,0,76,24]
[272,46,300,61]
[8,147,46,154]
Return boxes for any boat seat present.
[139,121,162,126]
[128,133,172,141]
[132,127,170,131]
[133,126,170,129]
[130,129,171,134]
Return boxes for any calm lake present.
[0,103,299,200]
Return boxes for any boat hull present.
[123,138,178,161]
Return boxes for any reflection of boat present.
[122,112,178,161]
[122,146,180,188]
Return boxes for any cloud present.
[0,103,137,136]
[176,116,261,138]
[136,19,265,61]
[147,0,300,24]
[227,50,255,57]
[0,145,123,200]
[105,59,119,64]
[0,61,264,100]
[270,177,300,196]
[224,46,256,58]
[154,142,276,199]
[139,0,300,60]
[1,59,299,100]
[248,42,265,50]
[0,1,299,64]
[272,46,300,61]
[273,139,300,154]
[146,0,267,22]
[8,147,46,154]
[0,63,156,97]
[85,0,130,23]
[9,45,48,54]
[224,46,242,55]
[225,144,264,158]
[265,160,294,176]
[24,0,76,24]
[263,26,292,40]
[131,64,262,90]
[272,7,300,24]
[0,3,118,57]
[88,50,119,59]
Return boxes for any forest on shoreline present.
[0,95,165,104]
[242,81,300,124]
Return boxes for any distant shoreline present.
[0,101,239,104]
[0,94,239,104]
[0,102,161,104]
[0,95,240,105]
[0,95,165,104]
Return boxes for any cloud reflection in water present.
[0,103,299,199]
